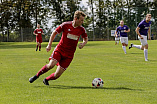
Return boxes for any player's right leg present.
[115,37,119,45]
[117,40,119,45]
[43,66,65,85]
[129,43,143,50]
[36,44,38,51]
[39,43,41,51]
[129,43,133,49]
[129,35,147,50]
[29,59,57,83]
[115,37,117,45]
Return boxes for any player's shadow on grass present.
[45,85,143,91]
[130,53,142,54]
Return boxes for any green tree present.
[94,0,108,39]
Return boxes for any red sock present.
[37,65,49,77]
[46,73,57,81]
[39,45,41,50]
[36,45,38,49]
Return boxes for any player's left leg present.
[43,66,65,85]
[144,44,148,61]
[39,43,41,51]
[43,56,73,85]
[140,36,148,61]
[121,37,128,54]
[39,38,42,51]
[122,43,127,54]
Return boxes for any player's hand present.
[46,45,51,52]
[140,36,143,39]
[36,34,38,36]
[78,43,84,49]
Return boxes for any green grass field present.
[0,40,157,104]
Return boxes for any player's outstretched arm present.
[46,30,58,52]
[78,37,88,49]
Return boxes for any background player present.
[129,14,151,61]
[29,11,88,85]
[114,30,120,45]
[115,20,130,54]
[33,24,44,51]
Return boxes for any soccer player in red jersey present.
[29,11,88,85]
[33,24,44,51]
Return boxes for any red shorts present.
[49,50,73,70]
[36,37,42,43]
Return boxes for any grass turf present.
[0,40,157,104]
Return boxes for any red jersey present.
[55,21,88,57]
[34,28,43,38]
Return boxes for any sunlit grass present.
[0,40,157,104]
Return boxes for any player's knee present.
[54,67,65,79]
[141,47,144,50]
[55,75,60,79]
[55,73,61,79]
[145,44,148,49]
[47,63,55,69]
[47,59,57,69]
[49,64,55,69]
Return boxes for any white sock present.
[144,49,148,61]
[122,46,126,54]
[117,41,119,44]
[132,45,141,49]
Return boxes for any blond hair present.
[120,20,124,22]
[74,11,86,19]
[146,14,151,17]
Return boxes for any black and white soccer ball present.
[92,78,104,88]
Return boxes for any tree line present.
[0,0,157,41]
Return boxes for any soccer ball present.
[92,78,104,88]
